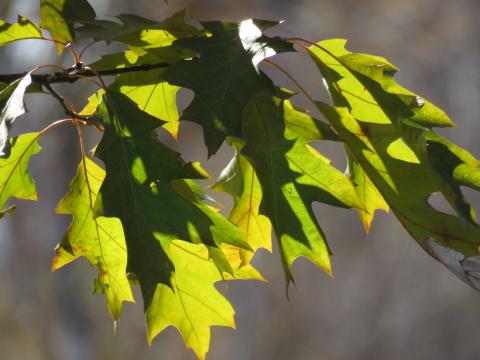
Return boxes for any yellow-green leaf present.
[318,104,480,290]
[0,132,40,212]
[146,240,235,360]
[345,151,388,232]
[242,94,362,283]
[0,16,42,46]
[40,0,96,55]
[212,142,272,267]
[310,39,480,289]
[53,158,134,320]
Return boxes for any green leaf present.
[53,157,134,320]
[89,46,192,71]
[310,39,454,128]
[93,90,248,307]
[424,132,480,223]
[162,20,294,156]
[310,39,480,289]
[0,74,32,157]
[218,243,266,281]
[87,47,195,138]
[426,133,480,193]
[319,104,480,290]
[101,49,191,139]
[310,39,470,221]
[146,240,235,360]
[345,152,388,232]
[171,175,265,280]
[0,132,41,212]
[241,94,362,283]
[76,10,197,47]
[79,90,103,116]
[212,141,272,267]
[94,90,249,357]
[40,0,96,55]
[111,70,180,138]
[0,16,42,46]
[310,39,477,217]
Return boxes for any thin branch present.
[43,83,93,122]
[0,61,172,85]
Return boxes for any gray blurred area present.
[1,0,480,359]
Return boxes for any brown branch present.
[43,83,93,122]
[0,61,172,85]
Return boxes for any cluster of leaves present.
[1,1,480,358]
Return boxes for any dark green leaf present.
[94,90,249,357]
[93,90,248,304]
[40,0,96,54]
[162,20,294,156]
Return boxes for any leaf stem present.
[284,37,339,60]
[9,36,79,64]
[39,118,75,135]
[262,59,317,109]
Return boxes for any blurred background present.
[1,0,480,359]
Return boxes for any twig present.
[0,61,173,85]
[43,83,93,122]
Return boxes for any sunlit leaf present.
[319,104,480,290]
[40,0,96,54]
[310,39,480,289]
[345,152,388,232]
[4,3,480,357]
[0,132,40,213]
[212,141,272,267]
[0,16,42,46]
[146,240,235,360]
[242,94,362,283]
[53,157,134,320]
